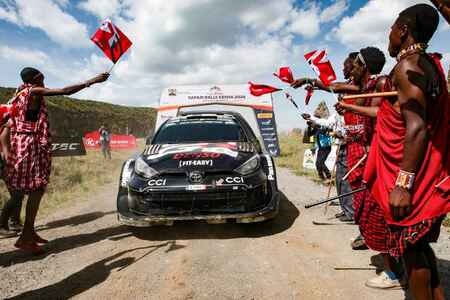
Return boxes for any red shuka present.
[364,55,450,226]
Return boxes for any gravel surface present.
[0,168,448,299]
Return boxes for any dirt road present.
[1,168,449,300]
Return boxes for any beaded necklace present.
[396,43,427,61]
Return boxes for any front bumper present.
[117,189,279,226]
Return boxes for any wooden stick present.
[334,267,378,271]
[342,153,367,181]
[305,187,367,209]
[342,91,398,100]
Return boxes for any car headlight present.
[120,160,134,187]
[235,155,260,175]
[134,157,159,178]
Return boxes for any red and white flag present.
[91,19,132,63]
[248,82,281,97]
[304,50,336,86]
[273,67,294,84]
[0,104,12,124]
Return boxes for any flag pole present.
[107,62,116,73]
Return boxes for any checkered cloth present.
[387,216,444,258]
[346,142,366,184]
[5,86,51,193]
[357,190,389,253]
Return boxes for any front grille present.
[132,185,268,215]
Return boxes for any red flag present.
[0,104,12,125]
[273,67,294,84]
[304,85,314,105]
[304,50,336,86]
[248,82,281,97]
[91,19,132,63]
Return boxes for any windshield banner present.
[157,84,281,156]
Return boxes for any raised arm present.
[291,78,360,94]
[31,73,109,97]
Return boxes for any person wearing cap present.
[0,68,109,254]
[361,4,448,299]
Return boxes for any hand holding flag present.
[273,67,294,84]
[304,50,336,86]
[91,19,132,70]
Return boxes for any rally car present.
[116,111,279,226]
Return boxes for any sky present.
[0,0,449,131]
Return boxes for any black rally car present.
[117,111,279,226]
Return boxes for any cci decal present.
[216,177,244,186]
[179,160,213,167]
[147,179,167,186]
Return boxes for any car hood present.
[141,142,256,173]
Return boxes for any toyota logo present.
[189,171,203,183]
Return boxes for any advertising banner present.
[51,137,86,157]
[157,84,281,156]
[84,131,137,150]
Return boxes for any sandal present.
[32,232,49,244]
[14,240,45,255]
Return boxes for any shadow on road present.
[0,192,298,267]
[5,243,182,300]
[36,211,116,232]
[131,191,299,241]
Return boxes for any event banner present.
[84,131,137,150]
[51,137,86,157]
[157,84,281,157]
[254,108,280,156]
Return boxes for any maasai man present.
[0,68,109,254]
[363,4,449,299]
[293,52,358,222]
[336,48,407,290]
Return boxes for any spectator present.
[99,125,112,160]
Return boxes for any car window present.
[153,120,247,144]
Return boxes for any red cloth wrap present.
[364,56,450,226]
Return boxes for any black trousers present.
[316,146,332,180]
[0,189,24,229]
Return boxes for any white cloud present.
[289,4,321,39]
[320,0,349,23]
[332,0,427,50]
[0,0,90,48]
[78,0,123,19]
[0,46,49,64]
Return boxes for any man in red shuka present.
[363,4,449,300]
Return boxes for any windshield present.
[153,119,247,144]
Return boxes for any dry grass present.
[0,140,144,219]
[275,132,322,183]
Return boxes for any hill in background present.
[0,87,157,138]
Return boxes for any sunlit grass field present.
[0,140,144,219]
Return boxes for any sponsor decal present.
[147,179,167,186]
[173,152,221,160]
[168,88,177,96]
[215,177,244,186]
[265,155,275,181]
[179,160,213,167]
[187,185,207,191]
[257,113,273,119]
[147,144,238,160]
[52,137,86,157]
